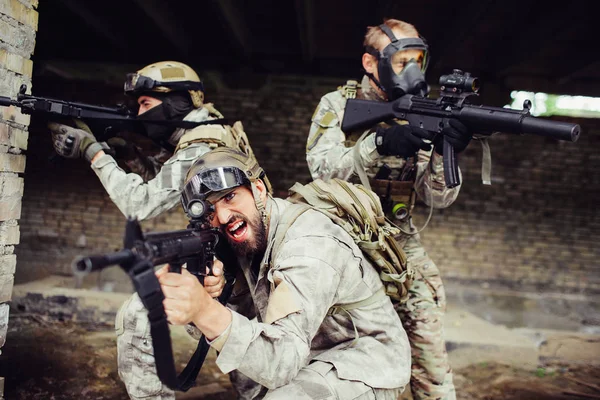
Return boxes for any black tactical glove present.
[375,124,436,158]
[48,122,105,162]
[434,119,472,155]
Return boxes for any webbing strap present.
[128,259,236,392]
[270,204,311,265]
[129,260,179,389]
[480,138,492,185]
[353,131,373,191]
[327,287,387,346]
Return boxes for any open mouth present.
[226,220,248,242]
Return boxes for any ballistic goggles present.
[124,73,205,95]
[181,167,249,219]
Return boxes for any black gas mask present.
[366,24,430,100]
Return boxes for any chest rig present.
[341,80,417,222]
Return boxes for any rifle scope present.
[439,69,479,93]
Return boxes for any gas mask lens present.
[390,51,425,74]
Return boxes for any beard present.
[221,211,267,259]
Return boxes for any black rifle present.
[73,217,238,392]
[0,84,224,141]
[341,69,581,188]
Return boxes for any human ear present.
[362,53,377,74]
[254,179,268,203]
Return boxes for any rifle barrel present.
[0,96,16,108]
[459,106,580,142]
[72,249,135,275]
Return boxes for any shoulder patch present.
[265,281,303,324]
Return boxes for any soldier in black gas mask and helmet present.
[306,19,473,400]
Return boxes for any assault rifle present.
[0,84,224,141]
[73,217,238,392]
[341,69,581,188]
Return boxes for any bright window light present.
[505,91,600,118]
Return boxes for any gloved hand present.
[106,137,137,160]
[375,124,436,158]
[48,122,104,162]
[434,119,472,155]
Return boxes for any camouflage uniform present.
[116,197,411,399]
[91,106,239,220]
[306,75,459,400]
[107,105,259,397]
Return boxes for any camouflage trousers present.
[115,295,402,400]
[263,361,401,400]
[395,234,456,400]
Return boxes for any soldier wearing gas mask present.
[306,19,472,400]
[49,61,256,221]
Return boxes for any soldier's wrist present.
[84,142,106,162]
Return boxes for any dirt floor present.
[1,314,600,400]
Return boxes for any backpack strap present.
[271,199,392,346]
[327,286,386,346]
[269,204,311,268]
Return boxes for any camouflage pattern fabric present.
[116,197,411,399]
[91,107,226,221]
[396,234,455,400]
[262,361,401,399]
[306,76,458,400]
[115,294,176,400]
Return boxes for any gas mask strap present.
[379,24,398,42]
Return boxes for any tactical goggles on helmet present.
[124,73,204,95]
[181,167,249,219]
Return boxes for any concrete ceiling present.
[31,0,600,99]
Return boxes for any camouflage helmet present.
[124,61,204,108]
[181,147,272,221]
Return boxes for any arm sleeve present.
[306,95,380,181]
[213,236,349,390]
[414,149,462,208]
[90,143,212,220]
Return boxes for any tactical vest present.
[174,104,265,189]
[340,80,417,222]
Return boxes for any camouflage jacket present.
[91,107,230,220]
[210,197,411,395]
[306,75,461,208]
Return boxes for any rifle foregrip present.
[443,138,460,188]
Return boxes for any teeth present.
[228,221,244,233]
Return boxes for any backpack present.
[272,178,414,303]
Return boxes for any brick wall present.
[0,0,38,395]
[14,72,600,297]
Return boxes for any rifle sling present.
[128,258,237,392]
